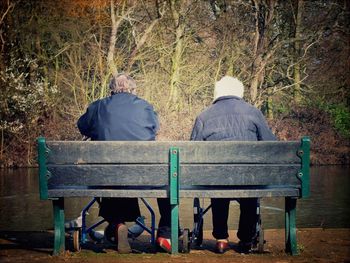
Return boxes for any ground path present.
[1,228,349,263]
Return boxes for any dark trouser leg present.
[157,198,171,238]
[237,198,259,243]
[285,197,298,255]
[99,198,140,247]
[157,198,181,239]
[211,198,230,240]
[99,197,141,224]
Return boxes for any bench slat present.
[181,164,301,185]
[46,141,301,164]
[47,164,300,187]
[47,188,299,198]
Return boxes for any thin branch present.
[127,1,166,70]
[0,0,14,26]
[107,0,133,76]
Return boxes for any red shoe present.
[156,237,172,253]
[216,239,229,254]
[116,223,131,254]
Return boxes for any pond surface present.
[0,166,349,231]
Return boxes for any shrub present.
[316,101,350,139]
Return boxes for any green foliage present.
[326,104,350,139]
[297,243,305,253]
[273,101,292,116]
[0,56,58,135]
[318,102,350,139]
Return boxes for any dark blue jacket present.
[77,92,159,141]
[190,96,276,141]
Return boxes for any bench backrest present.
[38,137,310,200]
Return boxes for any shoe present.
[105,223,117,244]
[156,237,172,253]
[116,223,132,254]
[238,241,252,254]
[216,239,229,254]
[89,230,104,243]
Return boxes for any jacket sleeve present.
[145,104,160,134]
[255,110,277,141]
[190,117,204,141]
[77,103,96,138]
[151,109,160,134]
[154,111,160,133]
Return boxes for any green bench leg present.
[53,198,65,255]
[169,147,179,254]
[171,204,179,254]
[285,197,298,255]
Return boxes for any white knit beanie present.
[213,76,244,101]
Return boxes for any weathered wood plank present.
[180,164,301,186]
[47,164,300,187]
[47,188,299,198]
[46,141,301,164]
[48,189,168,198]
[47,164,169,186]
[179,188,300,198]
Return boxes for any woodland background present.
[0,0,349,167]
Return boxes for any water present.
[0,166,349,231]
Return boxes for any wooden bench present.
[37,136,310,255]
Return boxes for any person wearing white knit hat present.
[190,75,276,254]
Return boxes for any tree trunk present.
[250,0,275,107]
[266,87,273,119]
[167,0,187,111]
[250,0,266,105]
[293,0,304,104]
[107,0,127,77]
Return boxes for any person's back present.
[78,92,158,141]
[191,96,275,141]
[77,73,159,254]
[191,76,276,254]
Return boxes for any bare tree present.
[108,0,130,76]
[293,0,304,104]
[126,1,166,71]
[0,0,15,67]
[167,0,191,111]
[249,0,276,107]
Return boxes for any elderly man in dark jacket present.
[77,73,159,253]
[190,76,276,254]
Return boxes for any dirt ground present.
[0,228,349,263]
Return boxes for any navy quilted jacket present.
[190,96,276,141]
[77,92,159,141]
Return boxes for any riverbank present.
[1,228,349,263]
[267,106,350,165]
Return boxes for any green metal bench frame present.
[38,137,310,255]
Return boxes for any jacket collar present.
[111,91,132,96]
[213,95,242,104]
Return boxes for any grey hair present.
[109,73,137,94]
